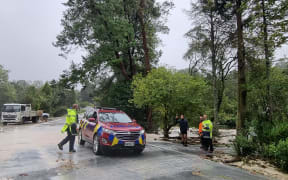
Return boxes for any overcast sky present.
[0,0,287,82]
[0,0,191,82]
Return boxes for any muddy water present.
[0,118,64,162]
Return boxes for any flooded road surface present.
[0,118,268,180]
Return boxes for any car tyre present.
[93,135,103,155]
[2,122,7,126]
[78,129,85,146]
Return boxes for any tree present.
[185,0,236,124]
[54,0,173,81]
[235,0,247,134]
[131,67,207,137]
[215,0,248,134]
[54,0,173,128]
[0,65,16,108]
[246,0,288,122]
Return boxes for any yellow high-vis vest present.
[202,119,213,138]
[61,109,77,133]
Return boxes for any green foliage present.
[131,67,208,135]
[247,0,288,53]
[0,73,77,117]
[99,81,147,128]
[52,106,68,117]
[55,0,173,83]
[0,65,16,108]
[79,101,93,108]
[269,123,288,143]
[218,112,236,128]
[264,139,288,171]
[233,135,257,157]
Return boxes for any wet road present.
[0,118,269,180]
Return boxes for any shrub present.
[275,139,288,171]
[52,106,67,117]
[79,101,92,108]
[269,123,288,143]
[264,139,288,171]
[233,135,257,156]
[218,113,236,128]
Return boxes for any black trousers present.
[59,128,75,151]
[200,136,204,148]
[203,138,214,152]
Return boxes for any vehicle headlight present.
[103,128,115,135]
[140,129,145,134]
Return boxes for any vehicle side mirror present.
[133,119,137,123]
[88,118,97,123]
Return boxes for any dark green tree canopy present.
[55,0,174,84]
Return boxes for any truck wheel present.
[32,117,39,123]
[78,129,85,146]
[20,118,25,124]
[93,135,103,155]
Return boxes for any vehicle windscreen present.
[2,105,21,112]
[99,112,132,123]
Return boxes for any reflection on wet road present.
[0,118,268,180]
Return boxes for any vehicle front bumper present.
[102,144,145,152]
[1,118,21,123]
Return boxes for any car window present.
[99,112,132,123]
[86,110,94,119]
[92,111,97,119]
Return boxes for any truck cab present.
[1,104,39,125]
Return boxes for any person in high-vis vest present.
[202,114,214,152]
[58,104,78,152]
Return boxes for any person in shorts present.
[176,114,189,146]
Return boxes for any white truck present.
[1,104,40,125]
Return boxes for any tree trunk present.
[236,0,247,135]
[217,80,225,119]
[261,0,272,122]
[146,107,153,132]
[138,0,152,128]
[138,0,151,74]
[210,10,218,123]
[128,48,136,77]
[115,51,131,81]
[163,113,169,138]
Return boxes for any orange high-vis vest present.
[199,122,203,135]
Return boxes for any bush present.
[264,139,288,171]
[79,101,92,108]
[218,113,236,128]
[233,135,257,156]
[52,106,67,117]
[270,122,288,143]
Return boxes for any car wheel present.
[2,122,7,126]
[93,135,103,155]
[78,129,85,145]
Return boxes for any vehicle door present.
[21,105,26,118]
[86,111,98,140]
[82,110,93,140]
